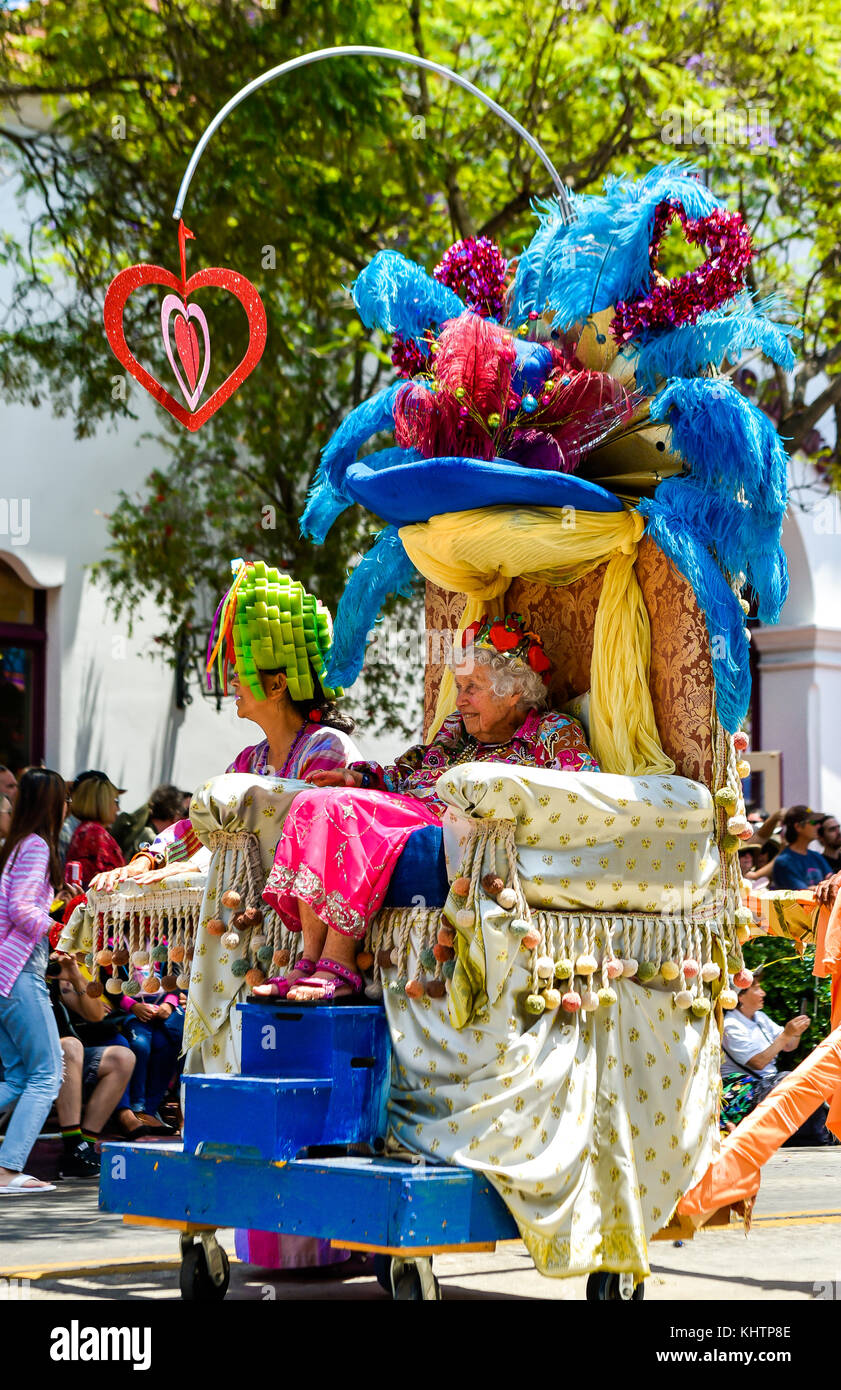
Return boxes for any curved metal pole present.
[172,44,571,222]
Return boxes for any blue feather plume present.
[506,195,568,328]
[325,526,418,688]
[651,377,789,535]
[639,373,791,729]
[301,383,404,543]
[507,162,724,331]
[352,251,466,343]
[634,295,801,392]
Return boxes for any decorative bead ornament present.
[575,953,598,976]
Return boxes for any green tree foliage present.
[1,0,841,726]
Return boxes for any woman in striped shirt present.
[0,768,67,1193]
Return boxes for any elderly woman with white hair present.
[259,614,598,1002]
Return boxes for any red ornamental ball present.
[733,968,753,989]
[433,236,508,321]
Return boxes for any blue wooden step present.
[238,1000,390,1081]
[183,1075,336,1161]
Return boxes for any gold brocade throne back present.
[423,534,715,786]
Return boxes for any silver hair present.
[453,645,549,714]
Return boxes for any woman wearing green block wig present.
[91,560,361,893]
[214,559,360,779]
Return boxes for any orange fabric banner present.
[677,1022,841,1222]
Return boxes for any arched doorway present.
[0,557,46,772]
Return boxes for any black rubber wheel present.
[373,1255,393,1294]
[179,1243,230,1301]
[586,1271,645,1302]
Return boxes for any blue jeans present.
[0,942,64,1172]
[125,1010,184,1115]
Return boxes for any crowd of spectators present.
[0,763,188,1193]
[3,759,840,1189]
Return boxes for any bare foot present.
[0,1166,52,1190]
[115,1108,146,1136]
[252,958,317,997]
[288,968,356,1002]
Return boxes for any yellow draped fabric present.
[398,505,675,777]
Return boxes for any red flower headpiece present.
[461,613,552,684]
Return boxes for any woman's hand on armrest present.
[304,769,363,788]
[132,862,192,886]
[91,857,153,894]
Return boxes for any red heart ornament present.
[173,313,201,390]
[104,263,267,431]
[610,200,752,344]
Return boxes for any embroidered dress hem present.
[263,788,441,941]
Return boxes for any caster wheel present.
[373,1255,393,1294]
[179,1242,230,1301]
[392,1263,441,1301]
[586,1271,644,1302]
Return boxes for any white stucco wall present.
[753,487,841,811]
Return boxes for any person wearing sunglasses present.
[769,806,833,890]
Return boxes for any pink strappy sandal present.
[286,956,364,1004]
[254,956,317,998]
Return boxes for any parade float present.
[65,47,838,1300]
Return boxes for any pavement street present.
[0,1145,839,1302]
